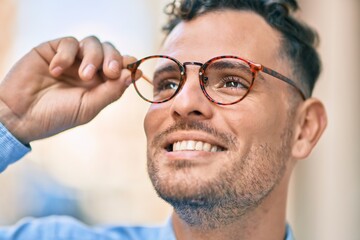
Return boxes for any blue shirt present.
[0,122,295,240]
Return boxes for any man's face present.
[144,10,297,221]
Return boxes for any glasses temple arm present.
[127,63,153,85]
[141,74,153,85]
[261,66,308,100]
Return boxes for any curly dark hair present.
[163,0,321,98]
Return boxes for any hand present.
[0,36,136,144]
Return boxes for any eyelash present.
[155,79,179,92]
[220,76,250,89]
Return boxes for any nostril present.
[193,110,202,116]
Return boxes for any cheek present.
[144,104,169,141]
[221,102,288,146]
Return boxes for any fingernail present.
[83,64,96,79]
[109,60,120,73]
[51,66,63,76]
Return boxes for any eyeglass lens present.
[133,56,254,104]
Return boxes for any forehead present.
[161,10,284,67]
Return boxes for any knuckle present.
[34,40,53,52]
[30,47,43,61]
[83,35,100,43]
[61,36,79,46]
[32,45,42,53]
[103,42,121,57]
[103,41,115,48]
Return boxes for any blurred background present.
[0,0,359,239]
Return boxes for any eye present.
[152,70,181,93]
[156,79,179,91]
[220,76,249,89]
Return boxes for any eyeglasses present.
[127,55,307,105]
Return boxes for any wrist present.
[0,99,28,145]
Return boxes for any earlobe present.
[291,98,327,159]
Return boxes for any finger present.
[122,55,138,68]
[48,37,80,77]
[101,42,123,80]
[78,36,104,81]
[80,56,136,113]
[121,55,140,85]
[79,71,132,122]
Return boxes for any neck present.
[171,174,290,240]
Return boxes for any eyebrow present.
[208,60,250,70]
[208,60,265,81]
[153,64,180,80]
[210,61,252,73]
[152,60,267,82]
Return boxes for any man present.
[0,0,327,239]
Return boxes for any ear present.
[291,98,327,159]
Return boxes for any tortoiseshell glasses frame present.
[127,55,307,105]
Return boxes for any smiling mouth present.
[166,140,226,152]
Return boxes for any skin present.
[144,10,327,240]
[0,9,327,240]
[0,36,136,144]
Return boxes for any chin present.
[149,162,213,200]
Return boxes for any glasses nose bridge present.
[175,61,205,98]
[182,61,203,74]
[183,61,203,68]
[181,61,204,81]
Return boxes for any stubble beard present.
[147,121,293,229]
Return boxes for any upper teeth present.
[172,140,221,152]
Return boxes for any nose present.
[170,63,213,121]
